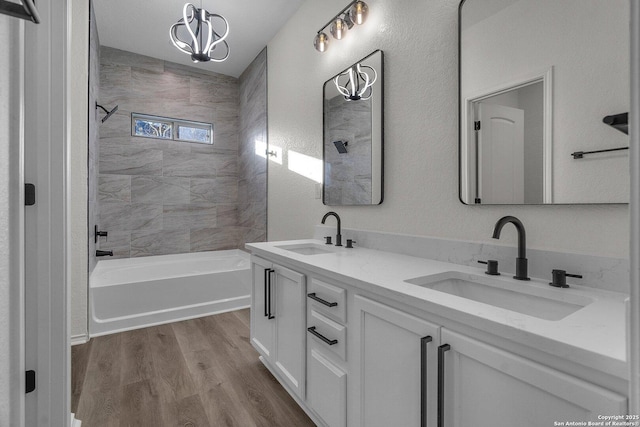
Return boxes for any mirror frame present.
[322,49,384,206]
[457,0,628,206]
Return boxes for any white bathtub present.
[89,249,251,337]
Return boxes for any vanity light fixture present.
[169,2,230,63]
[334,63,377,101]
[314,0,369,52]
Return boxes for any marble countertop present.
[247,239,628,380]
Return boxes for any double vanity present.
[247,229,628,427]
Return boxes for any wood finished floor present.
[72,309,315,427]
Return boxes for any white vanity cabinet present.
[249,256,306,399]
[351,295,441,427]
[439,330,627,427]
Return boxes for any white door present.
[352,295,440,427]
[440,329,627,427]
[273,264,306,398]
[250,256,275,358]
[478,103,525,204]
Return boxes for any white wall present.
[267,0,628,259]
[0,14,23,425]
[462,0,629,203]
[69,0,89,340]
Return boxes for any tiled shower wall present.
[238,48,268,243]
[97,47,250,258]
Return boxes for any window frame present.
[131,112,214,145]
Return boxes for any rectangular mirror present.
[459,0,629,204]
[323,50,383,205]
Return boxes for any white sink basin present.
[404,272,593,321]
[276,243,335,255]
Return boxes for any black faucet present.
[321,212,342,246]
[96,250,113,257]
[492,216,530,281]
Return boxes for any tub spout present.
[96,250,113,257]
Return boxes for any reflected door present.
[478,103,524,204]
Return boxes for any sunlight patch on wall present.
[288,150,323,183]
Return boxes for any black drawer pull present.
[263,268,270,317]
[307,326,338,345]
[438,344,451,427]
[307,292,338,307]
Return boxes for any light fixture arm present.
[316,0,359,35]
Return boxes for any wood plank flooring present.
[72,309,315,427]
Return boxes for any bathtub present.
[89,249,251,337]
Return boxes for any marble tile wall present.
[238,48,268,244]
[97,47,243,258]
[88,3,100,272]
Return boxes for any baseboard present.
[71,334,88,346]
[71,413,81,427]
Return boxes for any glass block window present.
[131,113,213,144]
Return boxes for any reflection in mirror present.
[323,50,383,206]
[459,0,629,205]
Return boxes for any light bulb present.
[349,1,368,25]
[314,32,329,52]
[330,18,348,40]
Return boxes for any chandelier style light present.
[334,63,377,101]
[314,0,369,53]
[170,3,230,63]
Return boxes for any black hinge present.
[25,183,35,206]
[25,370,35,393]
[474,121,481,131]
[474,198,482,204]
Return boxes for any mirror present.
[323,50,383,205]
[459,0,629,204]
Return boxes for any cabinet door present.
[353,295,440,427]
[440,330,627,427]
[250,256,274,359]
[307,348,347,427]
[273,264,306,398]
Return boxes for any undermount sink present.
[404,272,593,321]
[276,243,335,255]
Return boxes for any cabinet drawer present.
[307,348,346,427]
[308,310,346,361]
[308,278,346,322]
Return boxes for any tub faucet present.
[492,215,530,281]
[96,250,113,257]
[321,211,342,246]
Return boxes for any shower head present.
[333,140,348,154]
[96,103,119,123]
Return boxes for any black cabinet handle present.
[267,269,275,319]
[307,326,338,345]
[438,344,451,427]
[307,292,338,307]
[263,268,270,317]
[421,336,432,427]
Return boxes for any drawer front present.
[307,310,346,361]
[308,278,346,322]
[307,348,347,427]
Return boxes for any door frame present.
[461,67,553,204]
[22,0,70,425]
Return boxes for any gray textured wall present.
[97,47,243,257]
[238,48,268,243]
